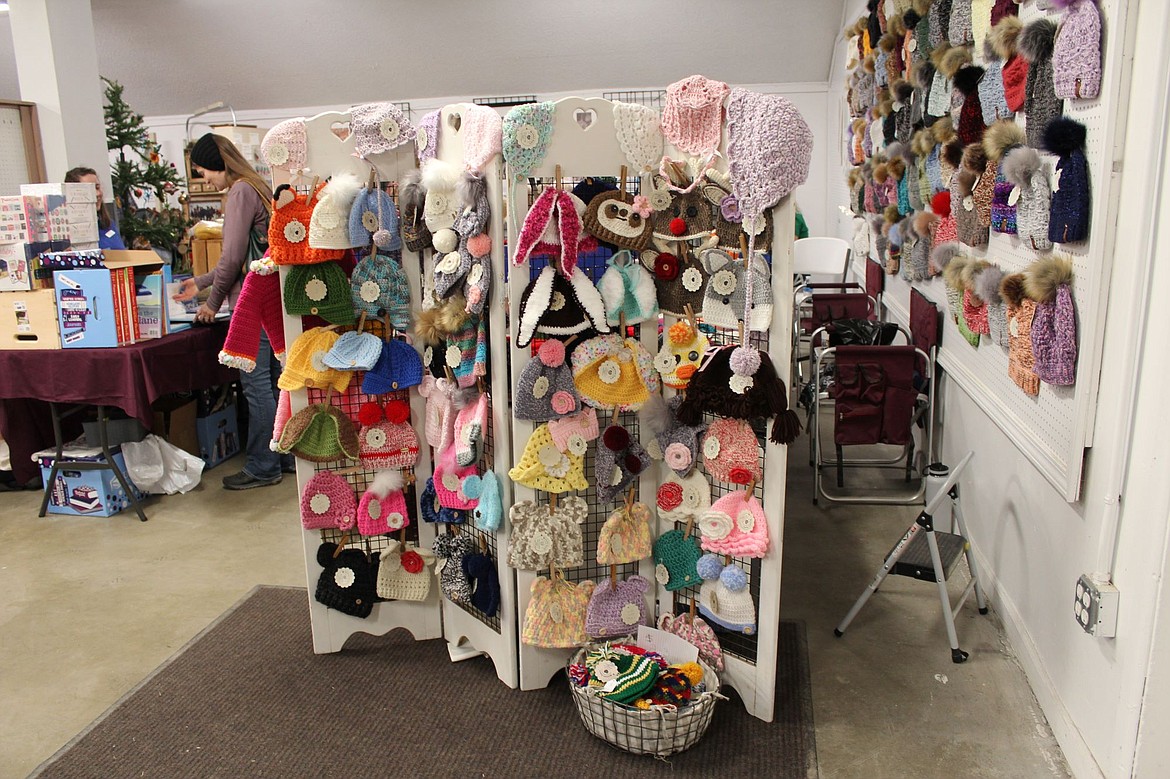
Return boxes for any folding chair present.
[793,236,851,286]
[834,451,989,663]
[792,289,875,389]
[865,258,884,322]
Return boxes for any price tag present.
[636,625,699,666]
[1008,187,1021,207]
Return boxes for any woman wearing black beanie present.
[173,133,291,489]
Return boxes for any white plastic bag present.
[122,434,204,494]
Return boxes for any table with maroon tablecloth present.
[0,324,237,484]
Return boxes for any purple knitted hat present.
[350,102,417,159]
[585,575,651,639]
[415,110,440,165]
[1026,256,1077,385]
[1051,0,1102,101]
[726,88,813,219]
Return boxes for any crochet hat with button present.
[463,470,503,532]
[656,471,712,524]
[1002,145,1052,252]
[548,407,599,453]
[522,576,595,648]
[278,403,360,463]
[442,309,488,389]
[515,338,581,422]
[697,555,756,634]
[508,423,588,494]
[700,248,773,334]
[595,423,651,506]
[433,533,477,603]
[348,186,401,252]
[277,327,351,393]
[571,334,659,412]
[315,542,377,619]
[308,173,363,253]
[218,263,285,372]
[350,101,417,159]
[261,118,307,174]
[644,248,711,319]
[350,250,411,330]
[597,502,652,565]
[597,251,657,325]
[658,612,724,672]
[375,541,435,602]
[508,496,587,570]
[398,170,433,253]
[585,575,651,639]
[1024,255,1077,386]
[462,552,501,617]
[1042,117,1090,245]
[516,265,610,348]
[419,476,466,525]
[300,470,357,531]
[1051,0,1102,101]
[453,390,489,467]
[1018,17,1063,148]
[503,101,555,182]
[701,418,762,486]
[699,490,770,558]
[654,319,709,391]
[653,529,703,592]
[323,330,382,372]
[269,184,326,266]
[284,262,357,325]
[361,338,423,396]
[433,443,479,511]
[662,75,730,155]
[356,469,410,536]
[357,400,419,470]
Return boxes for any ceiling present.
[2,0,847,115]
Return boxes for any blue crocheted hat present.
[348,185,401,251]
[464,470,503,532]
[462,552,500,617]
[350,250,411,330]
[361,338,424,395]
[323,330,382,372]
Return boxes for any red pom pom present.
[624,453,644,474]
[931,190,951,218]
[384,399,410,425]
[602,424,630,451]
[669,217,687,236]
[654,253,679,281]
[401,550,424,574]
[358,402,384,425]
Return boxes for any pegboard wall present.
[841,0,1132,501]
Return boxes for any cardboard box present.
[37,450,145,517]
[196,402,240,468]
[53,250,164,348]
[21,182,97,203]
[152,397,199,457]
[0,288,60,349]
[191,238,222,277]
[22,194,69,243]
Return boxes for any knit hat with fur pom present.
[356,469,410,536]
[1018,17,1062,147]
[1024,255,1077,385]
[1051,0,1102,100]
[1002,145,1052,252]
[1042,117,1090,244]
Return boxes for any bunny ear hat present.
[512,188,585,277]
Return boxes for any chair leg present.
[836,444,844,488]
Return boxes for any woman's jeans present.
[238,332,291,480]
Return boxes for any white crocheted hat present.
[261,118,308,173]
[308,173,363,250]
[350,102,416,159]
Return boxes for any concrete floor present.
[0,446,1071,778]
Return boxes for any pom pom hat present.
[356,469,410,536]
[514,338,581,422]
[1042,117,1090,244]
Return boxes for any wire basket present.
[567,646,722,757]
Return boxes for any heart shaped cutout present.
[574,108,596,131]
[330,121,351,141]
[448,112,462,132]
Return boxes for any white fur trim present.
[568,266,611,334]
[420,158,462,192]
[597,265,625,324]
[369,469,405,498]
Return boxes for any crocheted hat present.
[457,104,503,174]
[284,263,356,325]
[699,490,769,558]
[512,188,585,277]
[656,471,712,524]
[433,534,476,603]
[308,173,363,253]
[548,406,599,455]
[701,418,762,486]
[463,470,503,532]
[522,576,594,648]
[269,184,325,266]
[421,159,462,235]
[662,75,730,155]
[360,338,422,396]
[1025,256,1077,385]
[648,395,706,478]
[356,469,410,536]
[300,471,357,531]
[453,390,488,467]
[596,251,656,327]
[613,101,664,171]
[654,320,710,391]
[591,650,660,705]
[261,118,307,174]
[503,101,555,182]
[643,248,710,318]
[597,502,652,565]
[277,328,351,393]
[433,443,479,511]
[516,265,609,348]
[463,552,501,617]
[700,249,773,333]
[658,612,724,672]
[507,496,587,570]
[350,251,411,330]
[440,310,487,389]
[1042,118,1090,245]
[357,400,419,469]
[584,191,653,253]
[414,109,440,165]
[571,334,659,412]
[419,374,471,450]
[348,186,401,251]
[706,167,776,254]
[1002,146,1052,252]
[218,264,285,372]
[508,422,587,494]
[653,528,703,591]
[585,575,651,639]
[595,424,651,504]
[315,542,377,619]
[375,541,435,602]
[677,345,801,446]
[515,338,581,422]
[1051,0,1101,100]
[277,403,359,463]
[726,87,813,219]
[697,556,756,634]
[1001,272,1041,395]
[1019,17,1063,148]
[323,330,382,372]
[433,173,491,300]
[350,102,416,159]
[398,170,433,253]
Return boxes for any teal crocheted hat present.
[652,529,703,591]
[503,101,555,181]
[350,250,411,330]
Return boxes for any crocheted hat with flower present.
[503,101,555,182]
[595,424,651,505]
[284,262,356,325]
[597,502,652,565]
[315,542,377,619]
[584,190,654,252]
[515,338,581,422]
[652,529,703,591]
[642,248,710,319]
[507,422,587,494]
[701,418,762,486]
[348,185,401,252]
[547,406,599,454]
[375,541,435,603]
[218,261,285,372]
[361,338,422,396]
[654,320,709,391]
[432,443,479,514]
[698,491,769,558]
[700,248,773,333]
[356,469,410,536]
[261,118,308,175]
[357,400,419,469]
[585,575,651,639]
[644,395,706,478]
[571,334,659,412]
[658,612,724,672]
[597,250,657,326]
[323,330,382,372]
[697,555,756,634]
[516,265,609,348]
[277,328,351,393]
[414,109,440,165]
[277,404,359,463]
[398,170,433,253]
[300,471,357,531]
[662,75,730,155]
[463,470,503,532]
[350,101,417,159]
[308,173,363,254]
[350,250,411,330]
[657,471,711,525]
[269,184,325,266]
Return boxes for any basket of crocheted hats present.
[567,639,722,757]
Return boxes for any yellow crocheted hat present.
[570,334,659,412]
[507,423,587,494]
[277,327,352,393]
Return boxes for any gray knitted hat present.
[1002,146,1052,252]
[514,338,581,422]
[953,169,989,247]
[978,57,1011,125]
[433,534,476,604]
[596,424,651,505]
[656,395,707,478]
[948,0,973,45]
[1019,17,1063,148]
[433,173,491,300]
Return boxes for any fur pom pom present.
[983,120,1026,161]
[974,264,1006,305]
[889,220,904,248]
[888,157,907,180]
[942,253,972,288]
[399,170,427,212]
[913,0,932,15]
[915,60,936,89]
[912,129,935,157]
[638,392,671,438]
[932,116,957,145]
[1041,117,1088,157]
[902,215,918,240]
[931,190,951,218]
[1000,272,1028,306]
[961,143,989,172]
[989,16,1023,59]
[931,241,962,272]
[939,46,973,78]
[942,140,966,169]
[914,210,939,236]
[930,42,953,69]
[884,204,902,224]
[1023,256,1074,303]
[892,79,915,104]
[886,141,909,161]
[369,469,406,498]
[875,96,894,118]
[879,32,899,53]
[889,14,906,36]
[903,9,921,28]
[1002,146,1043,188]
[413,306,445,346]
[438,295,471,332]
[960,259,991,296]
[953,66,985,96]
[457,171,487,211]
[956,167,978,197]
[1018,17,1057,64]
[873,162,891,184]
[863,53,877,74]
[420,158,461,193]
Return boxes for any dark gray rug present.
[32,586,817,778]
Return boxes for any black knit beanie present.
[190,133,225,171]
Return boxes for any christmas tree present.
[102,77,187,252]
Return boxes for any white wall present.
[0,15,17,100]
[832,3,1170,777]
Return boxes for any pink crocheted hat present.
[356,470,410,536]
[512,188,584,277]
[433,442,479,511]
[726,88,813,219]
[415,110,440,165]
[547,407,599,453]
[699,490,769,558]
[350,102,416,159]
[261,118,307,174]
[459,104,503,174]
[357,400,419,469]
[453,390,489,467]
[300,471,357,531]
[270,389,292,452]
[701,418,761,486]
[662,75,730,155]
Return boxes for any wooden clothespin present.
[476,377,487,394]
[549,492,558,514]
[384,313,393,342]
[689,596,697,625]
[332,531,351,558]
[478,534,488,553]
[367,168,377,192]
[683,516,695,540]
[444,365,456,383]
[356,310,367,334]
[619,312,626,337]
[609,564,618,589]
[555,165,563,191]
[611,405,620,424]
[723,554,732,566]
[739,234,749,261]
[619,164,628,192]
[306,175,320,197]
[399,527,407,545]
[745,479,756,501]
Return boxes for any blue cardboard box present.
[196,402,240,468]
[37,450,145,517]
[53,250,164,348]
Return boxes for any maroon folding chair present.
[866,259,884,320]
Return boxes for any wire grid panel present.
[846,1,1132,502]
[602,90,666,110]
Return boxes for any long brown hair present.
[64,166,112,230]
[209,135,273,210]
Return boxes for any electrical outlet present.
[1074,574,1119,638]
